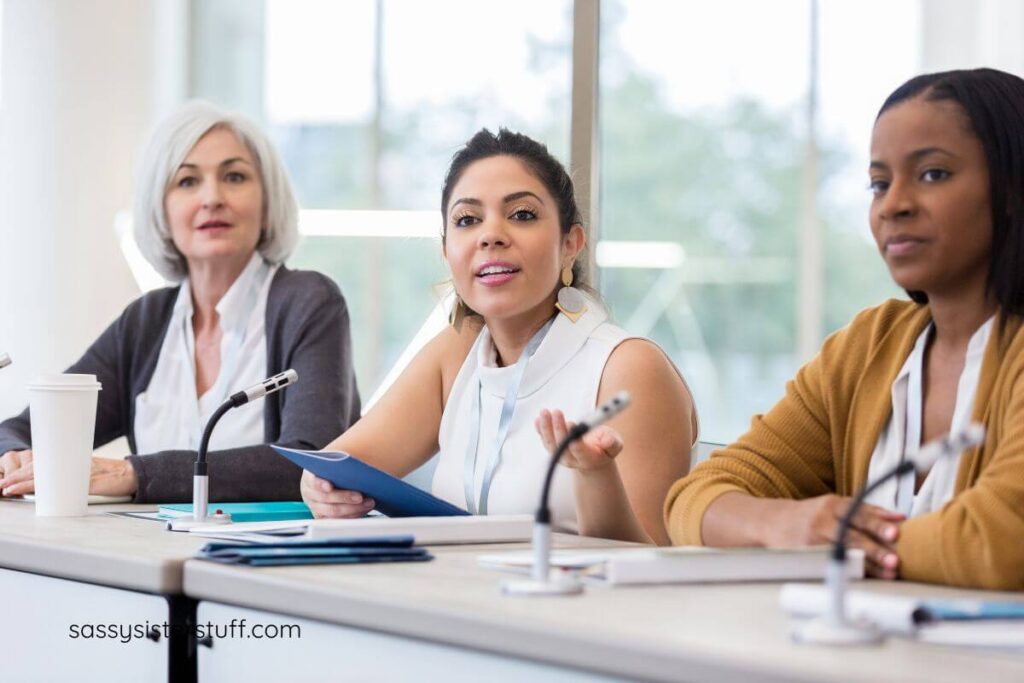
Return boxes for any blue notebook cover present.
[158,501,313,523]
[197,535,434,566]
[271,445,470,518]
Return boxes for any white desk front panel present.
[0,568,168,683]
[198,601,627,682]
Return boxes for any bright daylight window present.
[192,0,572,398]
[192,0,919,443]
[599,0,912,441]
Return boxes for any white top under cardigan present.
[863,316,994,517]
[134,253,279,454]
[433,299,643,532]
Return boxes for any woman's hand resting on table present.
[705,491,906,580]
[0,449,138,497]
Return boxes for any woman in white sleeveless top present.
[303,129,697,544]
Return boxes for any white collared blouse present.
[434,297,652,531]
[863,316,995,517]
[134,253,280,454]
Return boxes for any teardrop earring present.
[449,295,468,331]
[555,264,587,323]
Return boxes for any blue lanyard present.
[463,318,554,515]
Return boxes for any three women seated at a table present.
[1,67,1022,591]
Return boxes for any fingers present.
[866,559,900,581]
[535,410,578,453]
[566,426,623,471]
[845,503,904,546]
[0,462,35,495]
[534,411,556,451]
[859,502,907,522]
[300,471,373,519]
[549,409,570,444]
[536,410,624,471]
[842,527,899,579]
[583,425,623,458]
[2,476,35,497]
[0,449,31,479]
[310,501,377,519]
[548,411,581,463]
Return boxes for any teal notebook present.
[158,501,313,523]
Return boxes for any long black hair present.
[877,68,1024,315]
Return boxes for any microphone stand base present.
[501,574,584,596]
[166,512,234,533]
[792,617,884,646]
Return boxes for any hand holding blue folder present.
[271,446,469,518]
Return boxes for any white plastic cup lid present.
[28,374,102,391]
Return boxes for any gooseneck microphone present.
[793,423,986,645]
[0,353,11,370]
[503,391,631,596]
[168,369,298,532]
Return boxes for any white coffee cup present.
[28,374,102,517]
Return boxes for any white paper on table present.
[779,583,927,635]
[917,621,1024,650]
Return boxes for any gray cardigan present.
[0,267,360,503]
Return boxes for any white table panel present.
[0,568,168,683]
[198,601,626,682]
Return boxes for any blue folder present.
[196,535,433,567]
[158,501,313,523]
[271,445,470,518]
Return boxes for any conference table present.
[1,499,1022,682]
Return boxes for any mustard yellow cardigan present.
[665,299,1024,590]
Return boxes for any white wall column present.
[0,0,162,416]
[922,0,1024,75]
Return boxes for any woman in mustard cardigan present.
[665,68,1024,590]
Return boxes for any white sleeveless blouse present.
[432,301,632,532]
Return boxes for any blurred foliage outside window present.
[192,0,907,442]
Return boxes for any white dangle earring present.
[449,294,468,331]
[555,264,587,323]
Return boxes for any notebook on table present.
[182,514,533,546]
[195,535,432,567]
[158,501,313,523]
[271,446,469,517]
[306,514,533,544]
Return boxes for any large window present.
[190,0,937,443]
[598,0,914,441]
[192,0,573,396]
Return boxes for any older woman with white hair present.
[0,101,360,502]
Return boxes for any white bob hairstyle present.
[132,100,299,282]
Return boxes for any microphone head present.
[0,353,10,370]
[912,423,986,472]
[954,423,986,449]
[236,369,300,405]
[580,391,631,429]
